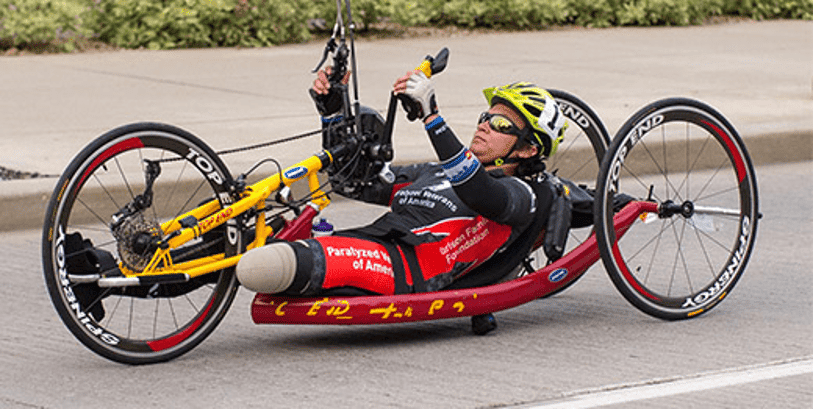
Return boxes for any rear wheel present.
[524,90,609,292]
[595,98,759,320]
[42,123,241,364]
[547,89,610,185]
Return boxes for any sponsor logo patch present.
[442,149,479,185]
[549,268,568,283]
[284,166,308,180]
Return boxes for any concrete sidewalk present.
[1,19,811,231]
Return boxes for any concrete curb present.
[2,129,810,232]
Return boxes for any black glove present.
[310,87,344,117]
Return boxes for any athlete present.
[236,68,569,296]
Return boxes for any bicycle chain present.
[212,129,322,157]
[155,128,322,163]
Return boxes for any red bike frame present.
[251,200,658,325]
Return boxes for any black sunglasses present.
[478,112,525,138]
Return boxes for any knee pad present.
[236,242,298,293]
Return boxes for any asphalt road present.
[2,160,810,409]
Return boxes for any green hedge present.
[0,0,94,51]
[1,0,812,52]
[93,0,312,49]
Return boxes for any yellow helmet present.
[483,82,567,157]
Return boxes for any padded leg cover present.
[236,242,297,293]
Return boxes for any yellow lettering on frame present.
[369,303,398,319]
[453,301,465,313]
[428,300,444,315]
[307,298,329,316]
[327,300,351,316]
[275,301,288,316]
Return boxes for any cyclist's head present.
[482,82,567,158]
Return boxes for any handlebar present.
[309,5,451,185]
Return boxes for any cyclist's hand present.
[313,66,351,95]
[311,66,350,117]
[394,70,438,122]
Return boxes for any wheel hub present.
[659,199,695,219]
[112,211,162,272]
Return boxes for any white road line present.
[520,356,813,409]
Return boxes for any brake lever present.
[312,38,337,73]
[329,43,349,83]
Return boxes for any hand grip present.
[398,94,421,121]
[417,47,450,78]
[400,47,450,121]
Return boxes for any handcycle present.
[41,0,759,365]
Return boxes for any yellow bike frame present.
[117,150,334,282]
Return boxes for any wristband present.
[425,116,445,131]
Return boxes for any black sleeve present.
[329,163,424,206]
[424,117,535,227]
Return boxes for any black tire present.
[42,123,241,364]
[547,89,611,183]
[524,90,609,294]
[595,98,759,320]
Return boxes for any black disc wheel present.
[42,123,241,364]
[595,98,759,320]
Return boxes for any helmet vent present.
[523,104,542,117]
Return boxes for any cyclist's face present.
[470,104,533,164]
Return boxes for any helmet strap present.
[485,157,525,167]
[484,139,526,168]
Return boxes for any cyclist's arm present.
[424,116,535,227]
[327,161,424,206]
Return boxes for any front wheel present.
[42,123,241,364]
[595,98,759,320]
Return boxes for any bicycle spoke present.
[693,225,736,253]
[153,298,160,339]
[672,133,714,202]
[550,131,583,168]
[173,179,208,222]
[127,298,134,339]
[638,137,683,202]
[114,156,136,202]
[676,220,693,295]
[685,123,689,200]
[691,155,731,202]
[184,293,199,311]
[75,224,113,234]
[666,218,691,296]
[623,216,677,264]
[620,163,665,202]
[567,157,598,181]
[691,218,719,279]
[93,173,122,210]
[163,160,190,219]
[169,298,180,329]
[642,218,667,286]
[75,196,110,227]
[103,295,123,328]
